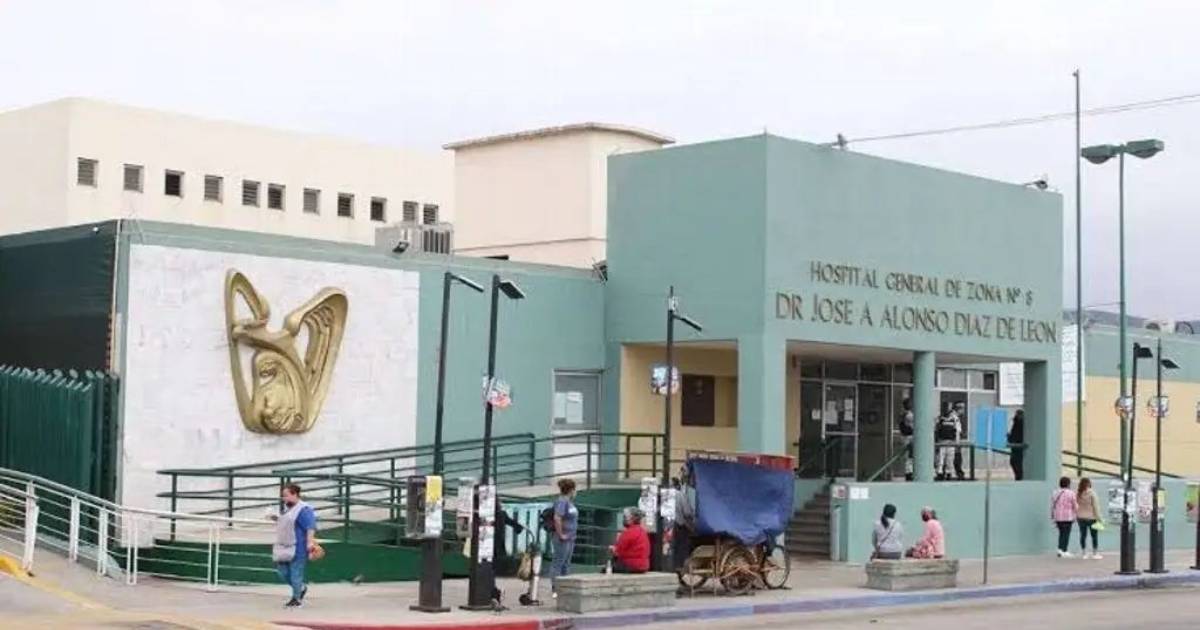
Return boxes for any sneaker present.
[1092,553,1103,560]
[1082,551,1092,560]
[551,592,558,600]
[299,585,308,601]
[285,598,302,608]
[1056,550,1065,558]
[1061,551,1075,558]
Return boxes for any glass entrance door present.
[798,381,825,477]
[856,384,890,480]
[824,383,857,478]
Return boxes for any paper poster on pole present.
[1136,480,1153,523]
[1106,481,1126,524]
[478,524,494,562]
[425,475,444,538]
[639,478,659,532]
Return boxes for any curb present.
[283,571,1200,630]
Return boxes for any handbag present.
[309,543,326,561]
[1091,520,1105,532]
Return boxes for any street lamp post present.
[1118,343,1152,575]
[1149,338,1179,574]
[464,274,525,610]
[658,286,702,571]
[433,272,484,476]
[1081,138,1163,575]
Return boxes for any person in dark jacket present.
[1008,409,1026,481]
[493,498,525,577]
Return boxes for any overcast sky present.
[3,1,1199,318]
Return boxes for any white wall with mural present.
[121,244,419,510]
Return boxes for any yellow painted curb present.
[0,556,25,577]
[0,558,108,611]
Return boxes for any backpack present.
[539,506,556,532]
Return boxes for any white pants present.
[936,443,955,475]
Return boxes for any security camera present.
[392,238,410,254]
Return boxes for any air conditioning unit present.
[375,221,454,255]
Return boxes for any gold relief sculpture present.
[224,270,348,434]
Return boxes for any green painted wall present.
[1084,326,1200,382]
[835,478,1198,564]
[763,136,1062,362]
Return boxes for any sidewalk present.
[6,548,1200,629]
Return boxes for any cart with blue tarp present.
[676,450,794,595]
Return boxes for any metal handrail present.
[1062,449,1182,479]
[794,435,845,478]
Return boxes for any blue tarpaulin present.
[688,458,795,545]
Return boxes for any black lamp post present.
[433,272,484,476]
[1148,338,1179,574]
[1118,342,1153,575]
[658,286,702,570]
[464,274,525,610]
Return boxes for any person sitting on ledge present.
[906,506,945,559]
[609,508,651,573]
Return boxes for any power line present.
[834,91,1200,146]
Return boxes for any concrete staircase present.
[786,486,831,559]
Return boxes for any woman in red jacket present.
[610,508,651,574]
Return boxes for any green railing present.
[0,366,119,500]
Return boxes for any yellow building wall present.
[619,345,740,475]
[1063,376,1200,477]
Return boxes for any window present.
[337,193,354,217]
[164,170,183,197]
[370,197,387,222]
[552,371,601,430]
[681,375,716,427]
[402,201,418,222]
[123,164,143,192]
[303,188,320,214]
[422,203,439,225]
[76,158,97,186]
[267,183,285,210]
[242,180,260,207]
[204,175,223,202]
[937,368,967,390]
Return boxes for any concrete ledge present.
[555,572,677,614]
[865,559,959,591]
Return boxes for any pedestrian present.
[935,405,961,481]
[898,399,915,481]
[1007,409,1026,480]
[1051,476,1079,558]
[609,508,650,573]
[871,504,905,560]
[493,497,526,577]
[1076,477,1102,559]
[272,483,319,608]
[951,402,968,480]
[906,507,945,559]
[672,467,697,572]
[550,478,579,597]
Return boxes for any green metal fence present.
[0,366,119,500]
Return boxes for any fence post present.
[226,476,234,521]
[68,496,80,562]
[390,458,398,522]
[624,435,632,479]
[342,478,350,543]
[125,516,137,585]
[206,523,215,590]
[336,458,345,515]
[528,439,536,486]
[97,509,109,576]
[169,474,178,542]
[586,437,593,490]
[213,525,222,589]
[22,487,38,573]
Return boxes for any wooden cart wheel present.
[760,545,791,589]
[677,555,710,590]
[718,545,757,596]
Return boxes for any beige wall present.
[2,98,454,243]
[0,100,70,234]
[451,129,663,268]
[1063,376,1200,477]
[619,345,740,475]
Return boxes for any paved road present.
[640,584,1200,629]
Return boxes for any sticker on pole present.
[482,377,512,409]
